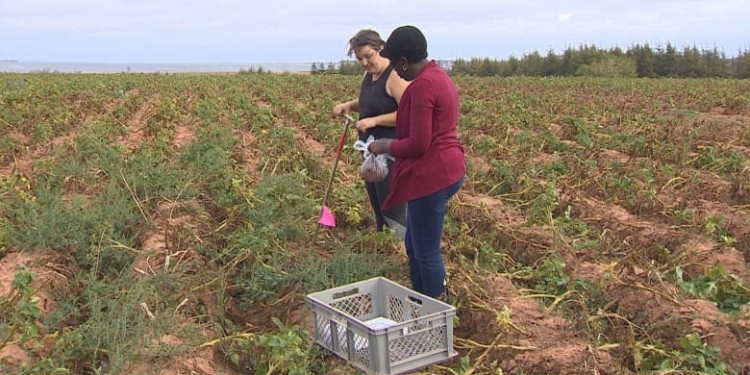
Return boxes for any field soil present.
[1,74,749,374]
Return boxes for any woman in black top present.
[333,29,409,238]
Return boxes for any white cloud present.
[0,0,747,62]
[697,0,750,13]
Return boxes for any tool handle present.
[313,115,354,243]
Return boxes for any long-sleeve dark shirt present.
[383,61,466,209]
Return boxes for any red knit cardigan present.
[383,60,466,210]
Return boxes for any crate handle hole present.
[407,296,423,305]
[332,288,359,299]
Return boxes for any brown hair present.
[347,29,385,57]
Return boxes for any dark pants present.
[404,176,464,298]
[365,157,406,237]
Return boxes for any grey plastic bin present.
[306,277,457,375]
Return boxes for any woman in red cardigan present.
[368,25,466,300]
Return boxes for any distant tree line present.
[450,44,750,78]
[310,60,452,76]
[239,66,269,74]
[310,61,364,75]
[312,44,750,78]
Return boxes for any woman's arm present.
[333,99,359,115]
[386,69,409,105]
[369,80,434,157]
[355,70,409,131]
[387,80,434,157]
[356,108,394,131]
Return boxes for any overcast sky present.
[1,0,748,63]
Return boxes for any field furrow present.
[1,73,749,375]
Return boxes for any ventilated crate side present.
[307,277,457,375]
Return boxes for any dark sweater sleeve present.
[389,79,434,157]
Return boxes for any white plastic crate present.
[306,277,457,375]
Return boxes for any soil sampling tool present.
[313,113,355,242]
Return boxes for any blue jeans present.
[404,176,464,298]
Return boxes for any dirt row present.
[454,118,750,373]
[449,185,750,374]
[3,88,749,374]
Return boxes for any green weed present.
[636,333,733,374]
[179,121,239,208]
[526,180,559,226]
[44,273,200,374]
[534,256,570,296]
[675,266,750,313]
[0,268,41,348]
[697,146,746,175]
[703,214,734,244]
[221,317,324,375]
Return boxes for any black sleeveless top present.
[358,65,398,142]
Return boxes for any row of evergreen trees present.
[312,43,750,78]
[310,61,363,75]
[451,44,750,78]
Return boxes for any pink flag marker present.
[318,205,336,227]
